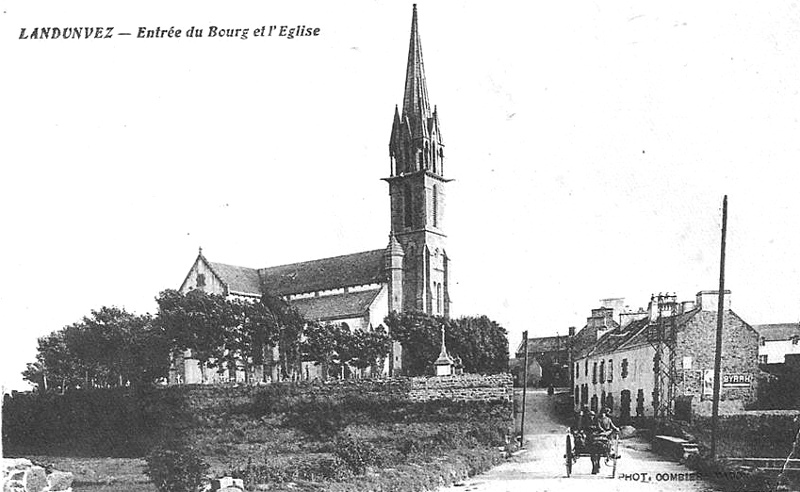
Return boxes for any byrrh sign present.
[722,373,751,388]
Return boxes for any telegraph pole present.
[711,195,728,459]
[520,331,529,447]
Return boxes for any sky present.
[3,1,800,391]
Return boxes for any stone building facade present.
[573,290,759,420]
[170,6,453,384]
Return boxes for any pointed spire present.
[402,4,432,138]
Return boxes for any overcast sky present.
[3,1,800,391]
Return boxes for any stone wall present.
[408,374,513,402]
[177,374,512,412]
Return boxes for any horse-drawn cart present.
[564,428,620,478]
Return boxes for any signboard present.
[703,370,751,395]
[722,373,751,388]
[703,369,714,396]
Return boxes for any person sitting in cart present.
[595,407,620,458]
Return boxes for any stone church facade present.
[171,5,452,383]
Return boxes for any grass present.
[7,385,514,492]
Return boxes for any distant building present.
[514,335,567,386]
[753,323,800,364]
[170,6,454,384]
[573,290,759,420]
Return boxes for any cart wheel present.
[565,434,573,477]
[611,437,620,478]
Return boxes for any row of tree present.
[23,289,509,391]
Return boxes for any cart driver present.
[595,407,619,457]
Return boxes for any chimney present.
[620,308,648,327]
[696,290,731,311]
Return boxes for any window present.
[404,185,413,227]
[599,360,605,383]
[760,337,766,346]
[793,337,799,345]
[621,359,629,379]
[608,359,613,382]
[592,362,597,384]
[590,394,598,412]
[435,283,443,314]
[585,360,588,377]
[574,386,579,404]
[432,185,439,227]
[758,355,768,364]
[196,273,206,288]
[575,362,579,380]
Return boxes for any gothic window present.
[404,184,413,227]
[432,185,439,227]
[435,282,442,314]
[196,273,206,288]
[424,142,429,169]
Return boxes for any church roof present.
[203,249,387,298]
[207,261,262,295]
[259,249,386,296]
[290,289,382,322]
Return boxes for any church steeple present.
[402,4,431,139]
[389,4,444,177]
[384,5,450,318]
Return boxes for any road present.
[438,389,721,492]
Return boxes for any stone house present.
[169,6,454,384]
[573,290,759,420]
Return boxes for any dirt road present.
[438,389,721,492]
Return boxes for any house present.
[170,5,454,384]
[573,290,759,421]
[753,323,800,364]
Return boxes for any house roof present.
[516,335,569,355]
[289,289,381,322]
[259,249,386,296]
[753,323,800,341]
[207,261,262,295]
[586,309,701,357]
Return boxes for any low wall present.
[678,410,800,458]
[408,374,513,402]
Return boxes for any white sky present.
[3,1,800,391]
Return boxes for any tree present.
[347,326,392,376]
[301,321,348,380]
[156,289,235,381]
[385,311,509,376]
[23,307,170,391]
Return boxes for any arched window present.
[424,142,429,169]
[436,282,442,314]
[404,185,413,227]
[432,185,439,228]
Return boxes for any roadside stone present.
[24,467,48,492]
[619,425,637,439]
[46,471,74,491]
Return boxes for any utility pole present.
[711,195,728,459]
[520,331,529,448]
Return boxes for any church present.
[173,5,453,383]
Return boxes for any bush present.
[145,443,208,492]
[333,434,382,475]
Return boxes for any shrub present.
[333,434,382,475]
[145,443,209,492]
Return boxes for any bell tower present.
[384,4,450,318]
